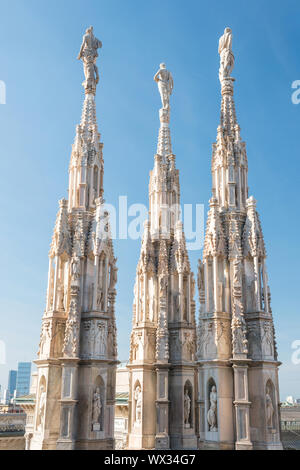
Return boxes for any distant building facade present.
[16,363,31,397]
[8,371,17,400]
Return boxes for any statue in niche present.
[184,389,191,428]
[134,385,142,424]
[207,385,218,431]
[97,287,103,310]
[71,256,81,281]
[174,291,180,316]
[92,387,102,431]
[109,261,118,290]
[191,273,196,300]
[57,284,65,311]
[149,296,155,322]
[233,258,242,287]
[159,276,168,298]
[95,322,106,356]
[88,283,94,311]
[38,321,50,357]
[154,63,174,110]
[48,268,54,309]
[78,26,102,90]
[37,385,46,432]
[218,27,234,81]
[266,386,274,428]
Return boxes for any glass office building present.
[16,362,31,397]
[7,370,17,399]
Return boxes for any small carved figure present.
[37,385,46,432]
[207,385,218,431]
[184,389,191,427]
[92,387,102,427]
[71,256,81,280]
[134,385,142,424]
[266,387,274,428]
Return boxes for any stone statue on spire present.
[78,26,102,93]
[218,27,235,81]
[154,63,174,110]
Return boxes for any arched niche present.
[92,375,105,432]
[184,380,193,428]
[265,379,276,431]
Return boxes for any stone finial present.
[78,26,102,94]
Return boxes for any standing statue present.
[154,63,174,110]
[78,26,102,92]
[37,385,46,432]
[71,256,81,281]
[207,385,218,431]
[233,258,242,287]
[218,27,235,81]
[266,387,274,428]
[184,389,191,427]
[92,387,102,429]
[109,261,118,290]
[134,385,142,424]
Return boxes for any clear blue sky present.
[0,0,299,401]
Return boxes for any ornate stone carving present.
[63,288,80,357]
[231,259,248,356]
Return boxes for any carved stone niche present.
[92,375,105,433]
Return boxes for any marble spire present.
[196,27,282,450]
[127,64,197,450]
[29,28,118,451]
